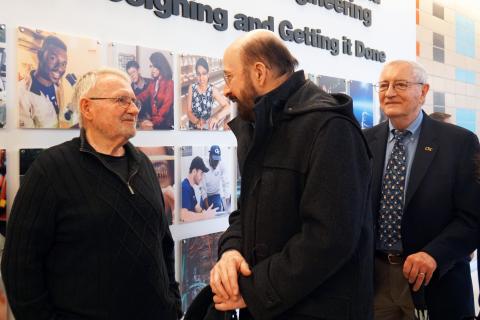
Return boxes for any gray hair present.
[72,67,130,126]
[382,60,429,84]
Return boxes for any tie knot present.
[393,130,409,141]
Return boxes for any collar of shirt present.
[387,111,423,144]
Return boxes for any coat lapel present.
[368,122,389,215]
[405,116,438,208]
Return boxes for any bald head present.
[226,30,298,77]
[223,30,299,121]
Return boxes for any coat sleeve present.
[238,118,372,319]
[217,208,243,257]
[422,132,480,274]
[1,161,56,320]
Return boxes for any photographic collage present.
[1,24,243,308]
[4,25,379,311]
[4,25,382,134]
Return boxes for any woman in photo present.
[137,51,174,130]
[186,58,230,130]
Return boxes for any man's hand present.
[213,294,247,311]
[203,204,218,218]
[210,250,251,301]
[403,251,437,291]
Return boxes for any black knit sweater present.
[1,133,182,320]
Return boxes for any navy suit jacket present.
[364,112,480,319]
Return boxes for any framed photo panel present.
[317,75,347,94]
[180,232,222,312]
[179,55,232,131]
[109,43,174,130]
[19,148,43,183]
[349,80,373,129]
[138,146,175,225]
[17,26,101,129]
[179,145,234,224]
[0,24,6,128]
[0,149,6,237]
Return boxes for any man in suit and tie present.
[364,60,479,320]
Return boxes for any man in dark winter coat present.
[2,68,182,320]
[209,29,374,320]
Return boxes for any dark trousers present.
[375,256,475,320]
[374,256,414,320]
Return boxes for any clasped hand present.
[210,250,252,310]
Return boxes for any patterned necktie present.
[378,130,410,248]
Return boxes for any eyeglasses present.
[223,72,233,87]
[374,81,424,92]
[88,96,141,110]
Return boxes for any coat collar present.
[254,70,306,115]
[404,112,438,207]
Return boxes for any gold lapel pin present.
[425,147,433,152]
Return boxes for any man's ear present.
[79,98,93,122]
[419,83,430,105]
[252,62,268,86]
[421,83,430,98]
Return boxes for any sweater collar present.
[79,128,142,170]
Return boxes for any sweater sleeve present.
[1,161,57,320]
[238,118,372,319]
[163,224,183,318]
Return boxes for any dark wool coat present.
[1,132,182,320]
[218,71,374,320]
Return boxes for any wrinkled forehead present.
[93,74,132,95]
[379,62,416,81]
[223,45,243,73]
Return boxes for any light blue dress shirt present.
[377,111,423,252]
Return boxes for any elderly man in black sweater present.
[1,68,182,320]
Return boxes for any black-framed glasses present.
[374,81,424,92]
[88,96,141,110]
